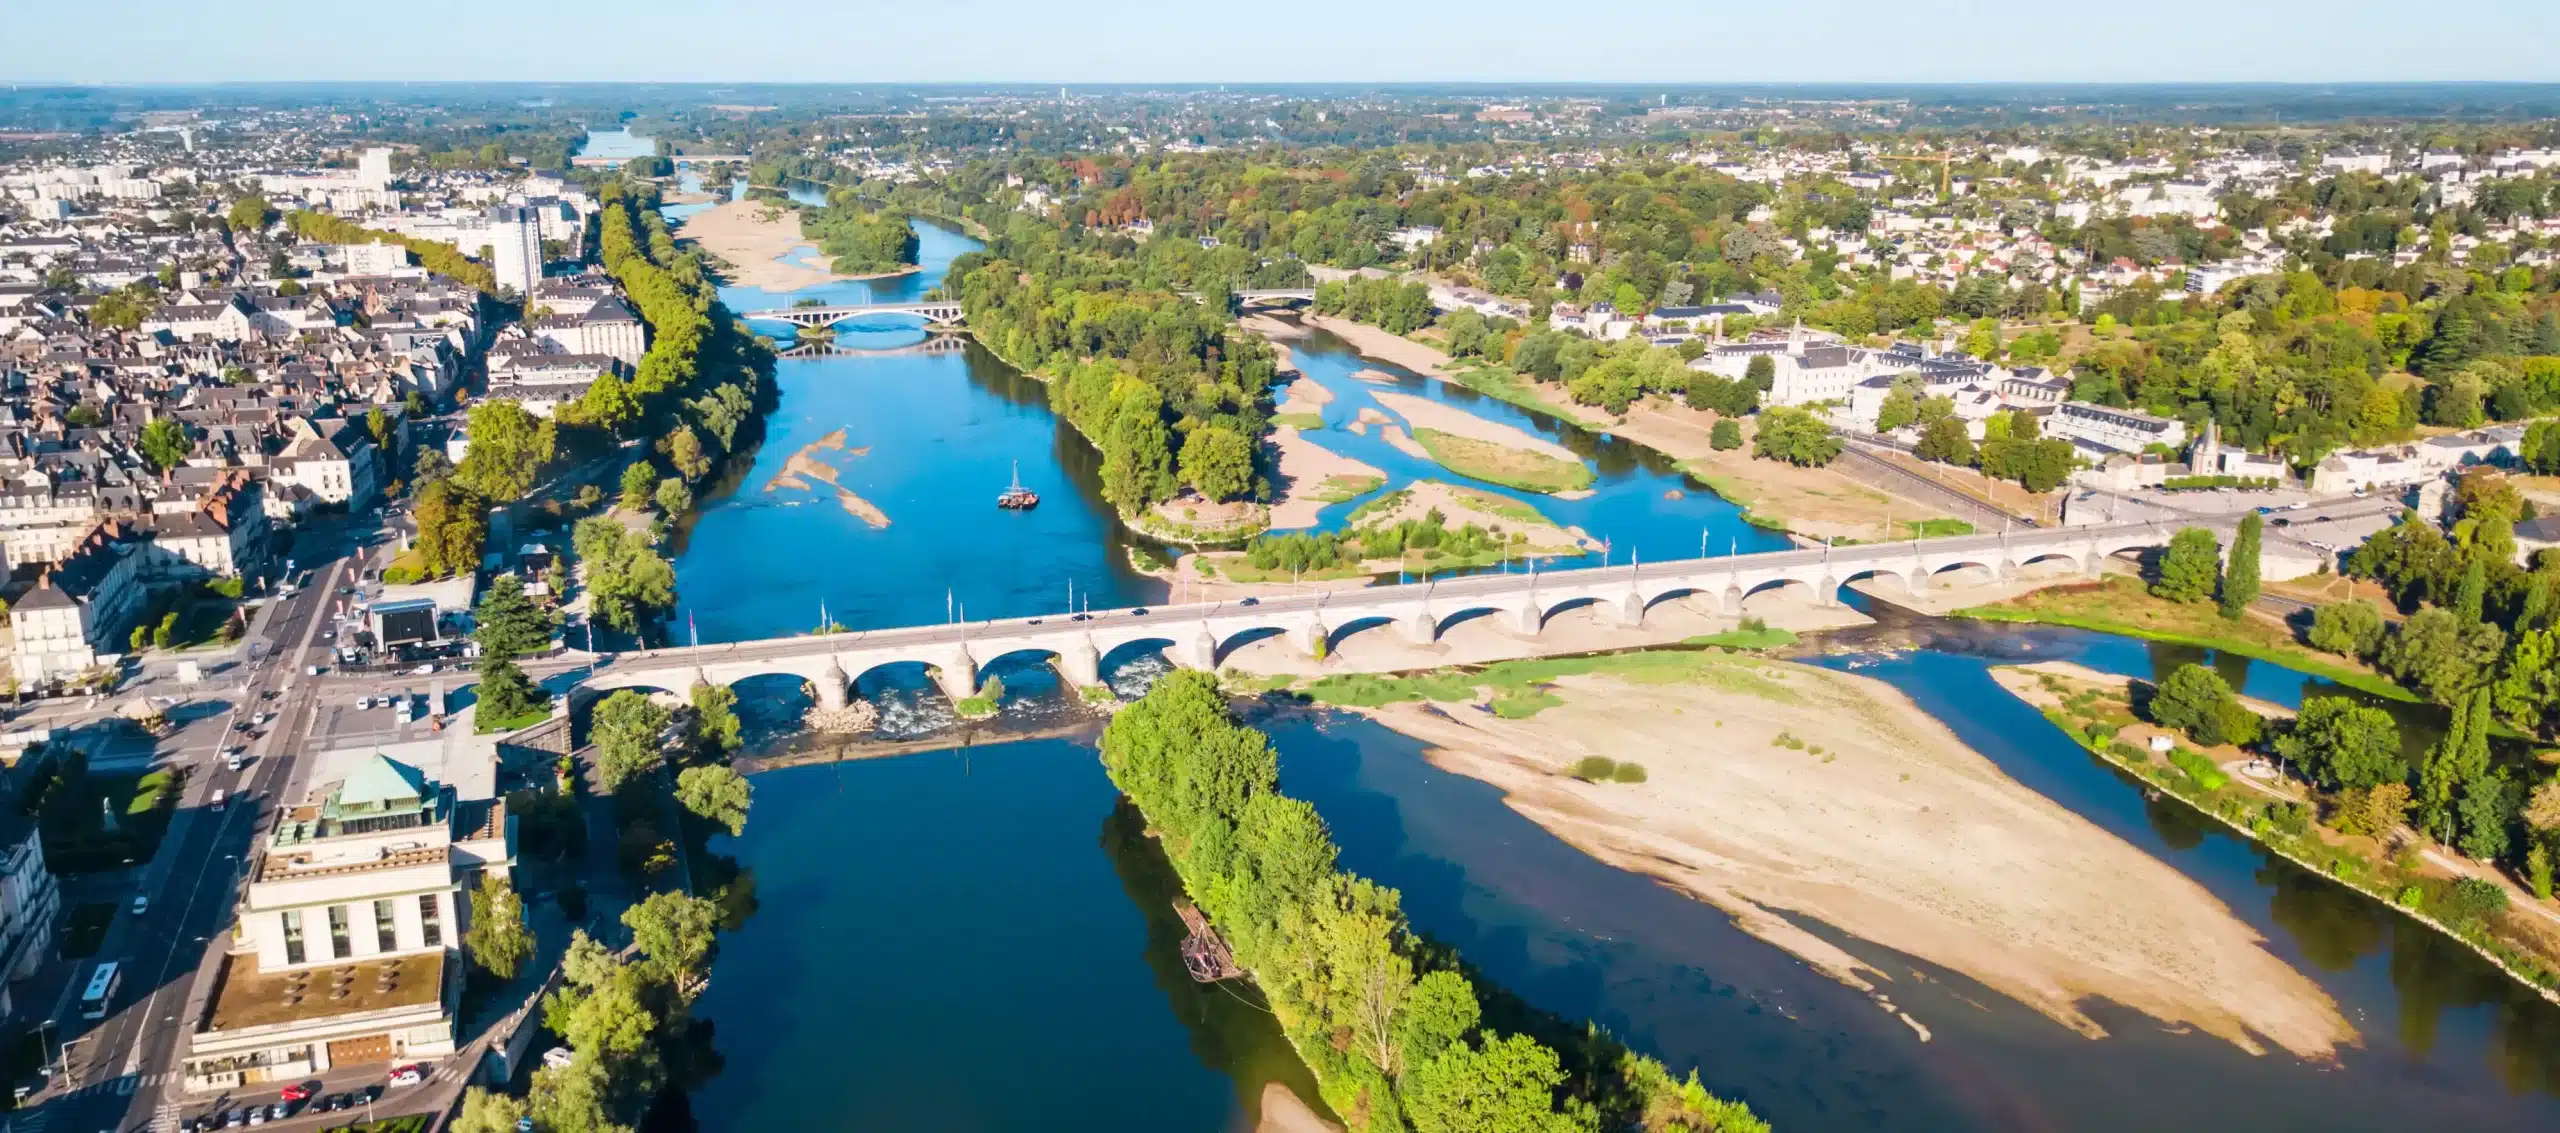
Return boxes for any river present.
[652,205,2560,1131]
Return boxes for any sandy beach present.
[1268,426,1384,529]
[1362,479,1596,552]
[1305,314,1461,378]
[677,198,855,291]
[1353,659,2355,1060]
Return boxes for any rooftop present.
[204,950,444,1032]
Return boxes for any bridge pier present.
[1814,576,1842,607]
[1058,637,1102,688]
[1603,591,1646,627]
[1402,609,1438,646]
[931,647,978,702]
[1180,630,1219,672]
[809,661,849,712]
[1301,619,1332,657]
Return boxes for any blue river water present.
[651,199,2560,1132]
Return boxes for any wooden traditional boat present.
[997,461,1039,510]
[1174,899,1241,982]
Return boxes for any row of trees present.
[1099,672,1766,1133]
[282,210,497,293]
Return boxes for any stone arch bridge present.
[575,519,2237,710]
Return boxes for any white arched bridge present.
[775,333,968,360]
[572,518,2256,710]
[738,300,966,328]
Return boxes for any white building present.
[358,148,396,193]
[9,523,149,687]
[0,809,57,1019]
[2046,402,2189,454]
[181,754,511,1092]
[482,206,543,299]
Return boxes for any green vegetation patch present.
[1411,428,1595,494]
[322,1117,430,1133]
[1444,483,1547,525]
[1568,756,1649,783]
[1685,626,1800,650]
[1272,413,1326,431]
[474,705,553,735]
[1309,474,1385,503]
[1956,579,2416,703]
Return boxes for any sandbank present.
[1378,424,1426,459]
[1269,427,1385,530]
[676,198,853,292]
[760,427,889,529]
[1306,314,1460,378]
[1355,660,2355,1060]
[1364,480,1596,553]
[1370,390,1580,464]
[1256,1082,1341,1133]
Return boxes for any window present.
[327,905,350,958]
[375,899,398,953]
[282,910,304,966]
[418,893,442,947]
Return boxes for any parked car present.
[211,789,227,810]
[245,1109,266,1126]
[279,1083,314,1103]
[388,1064,426,1087]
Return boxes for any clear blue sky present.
[7,0,2558,84]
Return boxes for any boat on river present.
[1174,899,1240,982]
[997,461,1039,510]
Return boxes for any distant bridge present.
[571,153,754,169]
[776,333,969,360]
[738,301,966,328]
[573,518,2251,709]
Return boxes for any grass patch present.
[1450,365,1589,423]
[1684,626,1799,650]
[1955,577,2416,702]
[59,902,114,959]
[1445,483,1547,525]
[1273,412,1326,430]
[1209,557,1374,584]
[953,696,999,719]
[475,705,554,735]
[1080,684,1121,705]
[29,756,182,874]
[323,1118,430,1133]
[1344,487,1412,525]
[1295,650,1807,718]
[1411,428,1594,494]
[1310,474,1386,503]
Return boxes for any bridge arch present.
[1737,577,1821,614]
[1925,559,2003,589]
[1211,625,1293,665]
[1322,616,1400,655]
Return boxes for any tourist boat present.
[1174,899,1240,982]
[996,462,1039,510]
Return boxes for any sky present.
[6,0,2560,85]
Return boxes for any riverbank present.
[1284,315,1961,536]
[1956,576,2417,702]
[1266,424,1381,530]
[1993,661,2560,1007]
[1343,652,2357,1059]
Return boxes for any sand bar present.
[1307,313,1460,378]
[1269,427,1385,530]
[677,198,848,291]
[1370,390,1580,464]
[1379,424,1426,459]
[1358,661,2355,1060]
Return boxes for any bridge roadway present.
[579,518,2247,708]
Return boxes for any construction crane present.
[1889,150,1956,196]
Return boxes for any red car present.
[278,1084,314,1103]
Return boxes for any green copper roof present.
[336,753,430,810]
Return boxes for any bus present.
[78,960,119,1020]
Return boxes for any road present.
[13,516,392,1133]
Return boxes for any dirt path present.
[1357,661,2356,1060]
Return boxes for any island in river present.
[683,197,919,292]
[1333,650,2358,1059]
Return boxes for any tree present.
[2418,688,2493,842]
[457,400,558,501]
[654,477,693,517]
[2219,512,2262,620]
[473,575,557,663]
[138,417,193,473]
[2152,527,2222,604]
[477,659,547,726]
[622,890,722,987]
[2452,559,2487,622]
[575,517,677,634]
[1751,406,1840,467]
[452,1088,530,1133]
[1874,386,1920,432]
[688,682,742,754]
[1914,415,1973,465]
[593,691,671,792]
[2336,782,2412,839]
[2274,698,2405,791]
[1400,1033,1592,1133]
[2308,599,2388,659]
[463,873,535,980]
[1743,354,1775,388]
[620,462,658,510]
[1709,418,1742,451]
[411,480,489,579]
[2381,607,2506,706]
[2151,663,2258,746]
[1177,425,1255,502]
[569,371,642,436]
[666,426,712,483]
[675,765,752,837]
[227,194,275,233]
